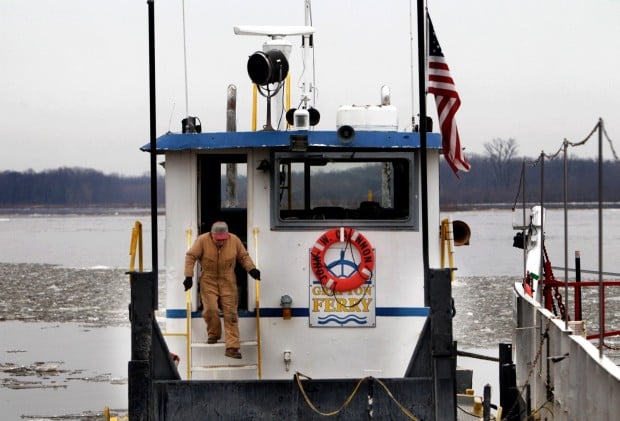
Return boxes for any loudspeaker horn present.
[337,125,355,142]
[452,220,471,246]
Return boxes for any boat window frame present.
[270,150,419,230]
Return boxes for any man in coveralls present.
[183,221,261,359]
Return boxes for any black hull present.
[153,378,433,420]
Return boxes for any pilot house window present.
[272,151,417,229]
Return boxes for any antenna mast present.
[181,0,190,119]
[301,0,314,110]
[408,0,416,130]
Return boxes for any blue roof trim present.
[142,130,442,152]
[165,306,429,319]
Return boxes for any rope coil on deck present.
[294,372,420,420]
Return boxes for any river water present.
[1,208,618,420]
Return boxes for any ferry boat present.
[128,1,483,420]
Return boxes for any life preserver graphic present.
[310,227,375,292]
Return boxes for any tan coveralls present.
[184,232,256,349]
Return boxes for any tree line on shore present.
[0,167,164,208]
[440,153,620,208]
[1,154,619,209]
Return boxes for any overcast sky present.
[1,0,619,176]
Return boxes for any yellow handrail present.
[253,71,290,131]
[253,227,262,379]
[440,218,455,281]
[128,221,143,272]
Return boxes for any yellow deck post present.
[252,84,258,131]
[128,221,142,272]
[440,218,455,281]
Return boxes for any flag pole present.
[148,0,159,309]
[417,0,430,306]
[408,0,416,129]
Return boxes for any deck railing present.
[544,258,620,352]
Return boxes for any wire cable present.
[294,372,365,416]
[602,124,620,161]
[294,372,420,420]
[511,118,617,206]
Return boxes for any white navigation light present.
[293,108,309,130]
[286,107,320,130]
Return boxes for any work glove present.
[183,276,193,291]
[249,268,261,281]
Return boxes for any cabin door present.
[198,154,249,310]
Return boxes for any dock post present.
[428,268,456,421]
[483,384,491,421]
[129,271,155,421]
[575,251,582,321]
[499,343,519,421]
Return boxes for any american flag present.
[427,16,470,174]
